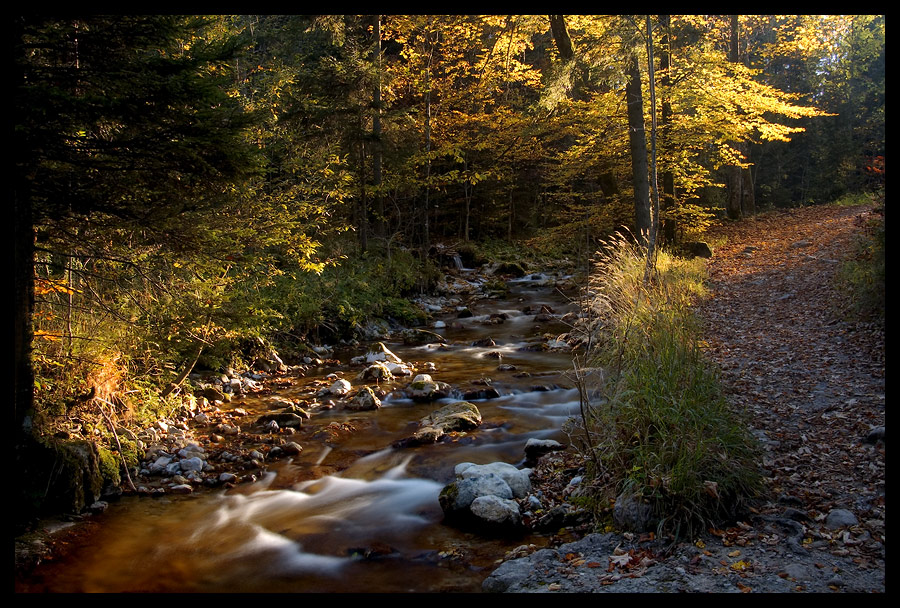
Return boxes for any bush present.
[568,233,763,538]
[836,199,884,323]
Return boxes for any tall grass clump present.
[570,233,763,538]
[835,196,884,324]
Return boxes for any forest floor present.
[696,202,885,547]
[486,202,886,593]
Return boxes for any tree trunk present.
[14,170,34,438]
[741,153,756,216]
[357,124,369,253]
[727,165,743,220]
[644,15,661,284]
[549,15,575,60]
[507,187,515,241]
[420,21,435,251]
[727,15,755,219]
[658,15,678,244]
[372,15,385,238]
[464,186,472,242]
[14,16,34,438]
[626,52,651,243]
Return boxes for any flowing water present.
[18,272,587,593]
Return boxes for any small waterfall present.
[451,253,464,271]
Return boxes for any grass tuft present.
[568,232,763,538]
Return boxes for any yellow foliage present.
[34,277,81,296]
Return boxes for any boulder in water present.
[394,401,481,447]
[347,386,381,411]
[455,461,532,499]
[523,438,566,465]
[462,386,501,401]
[323,378,352,396]
[364,342,402,364]
[439,461,530,535]
[401,328,446,345]
[407,374,455,402]
[356,361,394,382]
[256,412,305,428]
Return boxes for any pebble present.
[179,457,204,473]
[280,442,302,455]
[825,508,858,529]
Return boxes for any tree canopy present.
[14,15,884,444]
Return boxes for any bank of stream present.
[16,269,587,593]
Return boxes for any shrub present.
[836,199,884,324]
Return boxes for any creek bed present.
[17,274,587,593]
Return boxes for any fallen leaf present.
[609,553,632,568]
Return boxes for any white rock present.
[386,361,413,376]
[469,495,523,528]
[365,342,402,364]
[327,378,352,395]
[456,462,532,498]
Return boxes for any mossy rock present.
[483,279,511,297]
[97,445,122,488]
[456,243,490,268]
[17,437,107,519]
[424,401,482,432]
[400,328,446,345]
[495,262,527,277]
[679,241,713,259]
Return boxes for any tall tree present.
[644,15,661,281]
[725,15,755,219]
[657,14,677,243]
[14,16,261,434]
[372,15,385,239]
[626,50,651,242]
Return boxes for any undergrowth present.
[568,233,763,538]
[835,194,884,324]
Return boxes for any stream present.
[18,271,587,593]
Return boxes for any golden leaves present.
[34,277,81,297]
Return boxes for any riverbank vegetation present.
[835,192,885,324]
[15,15,883,526]
[569,235,763,537]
